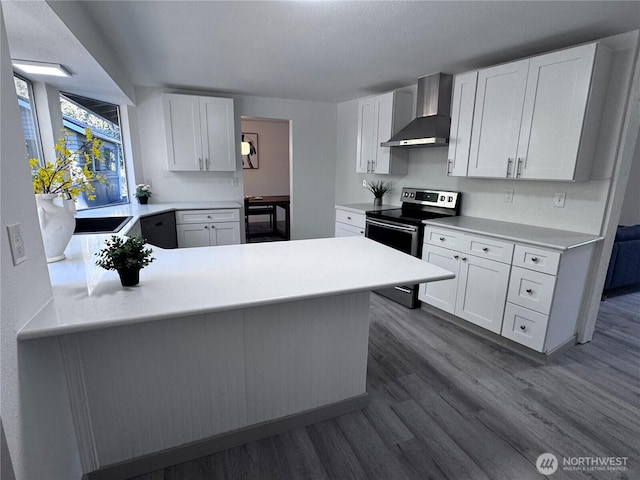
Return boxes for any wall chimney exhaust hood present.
[381,73,453,148]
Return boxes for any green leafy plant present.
[95,235,155,271]
[366,180,393,198]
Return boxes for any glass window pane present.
[59,94,129,210]
[14,75,43,162]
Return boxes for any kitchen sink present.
[74,216,132,234]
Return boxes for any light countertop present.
[19,236,454,340]
[335,203,399,214]
[424,216,603,250]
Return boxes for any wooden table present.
[246,195,290,240]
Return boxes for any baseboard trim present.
[83,393,369,480]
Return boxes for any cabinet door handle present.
[447,159,453,175]
[347,216,352,220]
[506,158,513,177]
[454,254,459,259]
[155,222,163,227]
[531,257,538,263]
[205,158,209,170]
[520,325,526,331]
[462,257,467,261]
[516,157,524,178]
[482,247,488,252]
[204,225,209,229]
[199,157,203,170]
[439,237,445,241]
[526,288,533,294]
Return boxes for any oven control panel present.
[401,188,459,209]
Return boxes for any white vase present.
[36,194,76,263]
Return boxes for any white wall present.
[335,35,636,236]
[133,88,337,240]
[0,6,82,479]
[241,117,290,197]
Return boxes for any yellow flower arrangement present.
[29,128,107,201]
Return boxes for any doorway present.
[241,116,292,242]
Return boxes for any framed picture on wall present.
[241,133,259,169]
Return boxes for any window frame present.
[13,73,44,165]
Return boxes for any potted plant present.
[134,184,152,204]
[95,235,155,286]
[29,128,107,262]
[366,180,393,207]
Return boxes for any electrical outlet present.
[362,179,367,188]
[504,188,514,203]
[231,176,239,187]
[553,192,566,208]
[7,223,26,265]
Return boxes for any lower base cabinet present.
[420,224,595,354]
[175,209,240,248]
[420,244,509,334]
[334,208,366,237]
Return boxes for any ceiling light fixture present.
[12,60,72,78]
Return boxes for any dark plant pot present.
[138,197,148,205]
[373,197,383,207]
[117,267,140,287]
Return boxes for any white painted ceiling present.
[3,1,640,105]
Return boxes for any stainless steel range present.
[365,187,461,308]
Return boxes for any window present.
[14,75,43,162]
[60,93,129,209]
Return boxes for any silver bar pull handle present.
[506,158,513,177]
[516,157,524,178]
[447,159,453,175]
[198,157,203,170]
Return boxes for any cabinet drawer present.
[512,245,560,275]
[335,209,365,229]
[176,209,240,224]
[424,227,464,249]
[507,266,556,314]
[501,303,549,352]
[463,234,514,264]
[335,222,365,237]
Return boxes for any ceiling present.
[3,1,640,105]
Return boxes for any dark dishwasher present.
[140,211,178,249]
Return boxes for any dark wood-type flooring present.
[130,290,640,480]
[246,221,288,243]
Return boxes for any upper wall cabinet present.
[356,91,413,175]
[447,71,478,177]
[162,94,237,172]
[450,42,612,181]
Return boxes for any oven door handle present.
[366,219,418,233]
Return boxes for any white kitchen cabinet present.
[335,208,365,237]
[175,209,240,247]
[464,42,611,181]
[447,71,478,177]
[163,94,237,172]
[420,231,512,334]
[501,243,593,353]
[467,59,529,178]
[421,221,597,354]
[419,244,460,314]
[356,91,413,175]
[516,43,609,180]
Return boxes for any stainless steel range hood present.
[381,73,453,148]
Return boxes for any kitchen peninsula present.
[18,219,453,479]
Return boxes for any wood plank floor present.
[129,291,639,480]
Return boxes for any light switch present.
[7,223,26,265]
[504,189,514,203]
[553,192,566,208]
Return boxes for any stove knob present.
[440,195,445,201]
[448,196,453,202]
[410,193,415,198]
[404,192,409,197]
